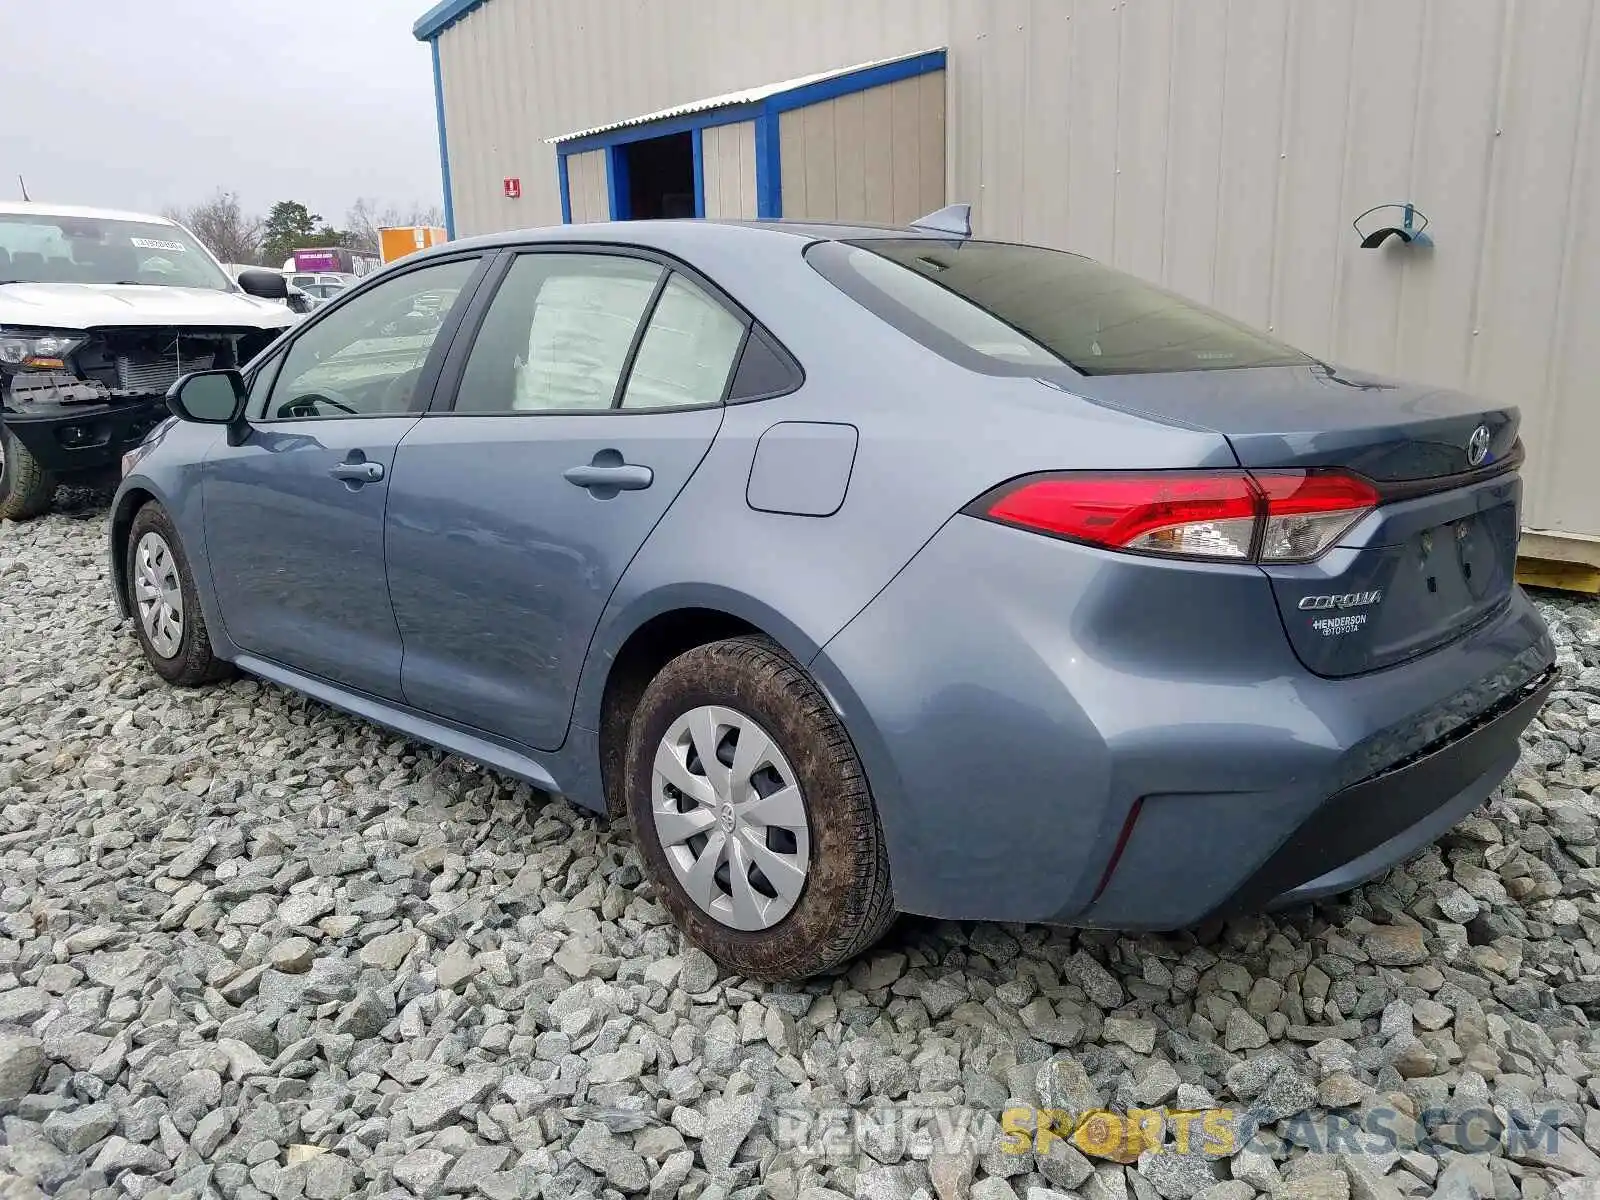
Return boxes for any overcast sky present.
[0,0,442,226]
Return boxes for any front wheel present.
[126,502,233,687]
[0,423,56,520]
[624,635,895,981]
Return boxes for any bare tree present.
[344,197,447,254]
[167,190,263,265]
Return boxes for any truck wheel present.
[0,424,56,520]
[624,635,895,981]
[126,502,233,687]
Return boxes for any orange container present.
[379,225,449,264]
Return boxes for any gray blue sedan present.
[110,213,1554,980]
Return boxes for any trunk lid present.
[1069,363,1522,677]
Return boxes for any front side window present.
[245,352,283,419]
[0,213,234,290]
[807,238,1312,376]
[263,257,477,420]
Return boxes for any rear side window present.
[620,274,747,410]
[806,238,1311,376]
[455,253,663,413]
[727,325,803,401]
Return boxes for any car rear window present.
[805,238,1311,376]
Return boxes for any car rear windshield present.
[805,238,1312,376]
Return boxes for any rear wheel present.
[126,502,232,687]
[0,423,56,520]
[624,635,895,981]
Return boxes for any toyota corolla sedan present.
[109,211,1554,981]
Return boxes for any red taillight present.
[984,473,1260,560]
[971,469,1378,563]
[1251,471,1380,562]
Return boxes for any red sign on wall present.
[503,177,522,199]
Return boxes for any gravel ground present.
[2,499,1600,1200]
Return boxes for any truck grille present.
[73,327,278,398]
[115,350,216,393]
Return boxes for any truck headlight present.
[0,328,87,371]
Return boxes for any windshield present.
[0,213,233,291]
[807,238,1313,376]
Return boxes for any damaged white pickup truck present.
[0,201,301,518]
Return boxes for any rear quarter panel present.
[571,229,1239,732]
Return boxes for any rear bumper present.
[1181,665,1552,919]
[3,397,166,476]
[811,514,1554,928]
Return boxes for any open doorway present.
[617,132,695,219]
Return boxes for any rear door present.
[202,255,485,699]
[385,248,748,749]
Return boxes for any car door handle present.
[330,461,384,483]
[563,463,653,491]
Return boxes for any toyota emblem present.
[1467,424,1491,467]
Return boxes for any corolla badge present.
[1467,424,1492,467]
[1298,590,1383,611]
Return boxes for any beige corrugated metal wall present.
[565,150,608,223]
[701,122,758,219]
[779,73,946,223]
[436,0,1600,537]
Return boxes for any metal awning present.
[546,48,946,145]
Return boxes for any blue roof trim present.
[430,39,456,238]
[550,48,948,152]
[414,0,488,40]
[555,104,765,156]
[764,49,946,116]
[557,156,572,224]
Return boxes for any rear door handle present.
[563,463,653,492]
[330,461,384,483]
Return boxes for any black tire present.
[624,635,895,981]
[0,423,56,521]
[126,502,233,687]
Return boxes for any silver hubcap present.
[133,531,183,658]
[652,705,811,931]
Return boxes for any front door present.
[203,256,483,699]
[385,250,747,749]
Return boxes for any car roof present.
[0,199,179,226]
[442,217,956,256]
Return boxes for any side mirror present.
[237,268,289,300]
[167,369,248,424]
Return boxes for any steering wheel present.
[279,390,358,418]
